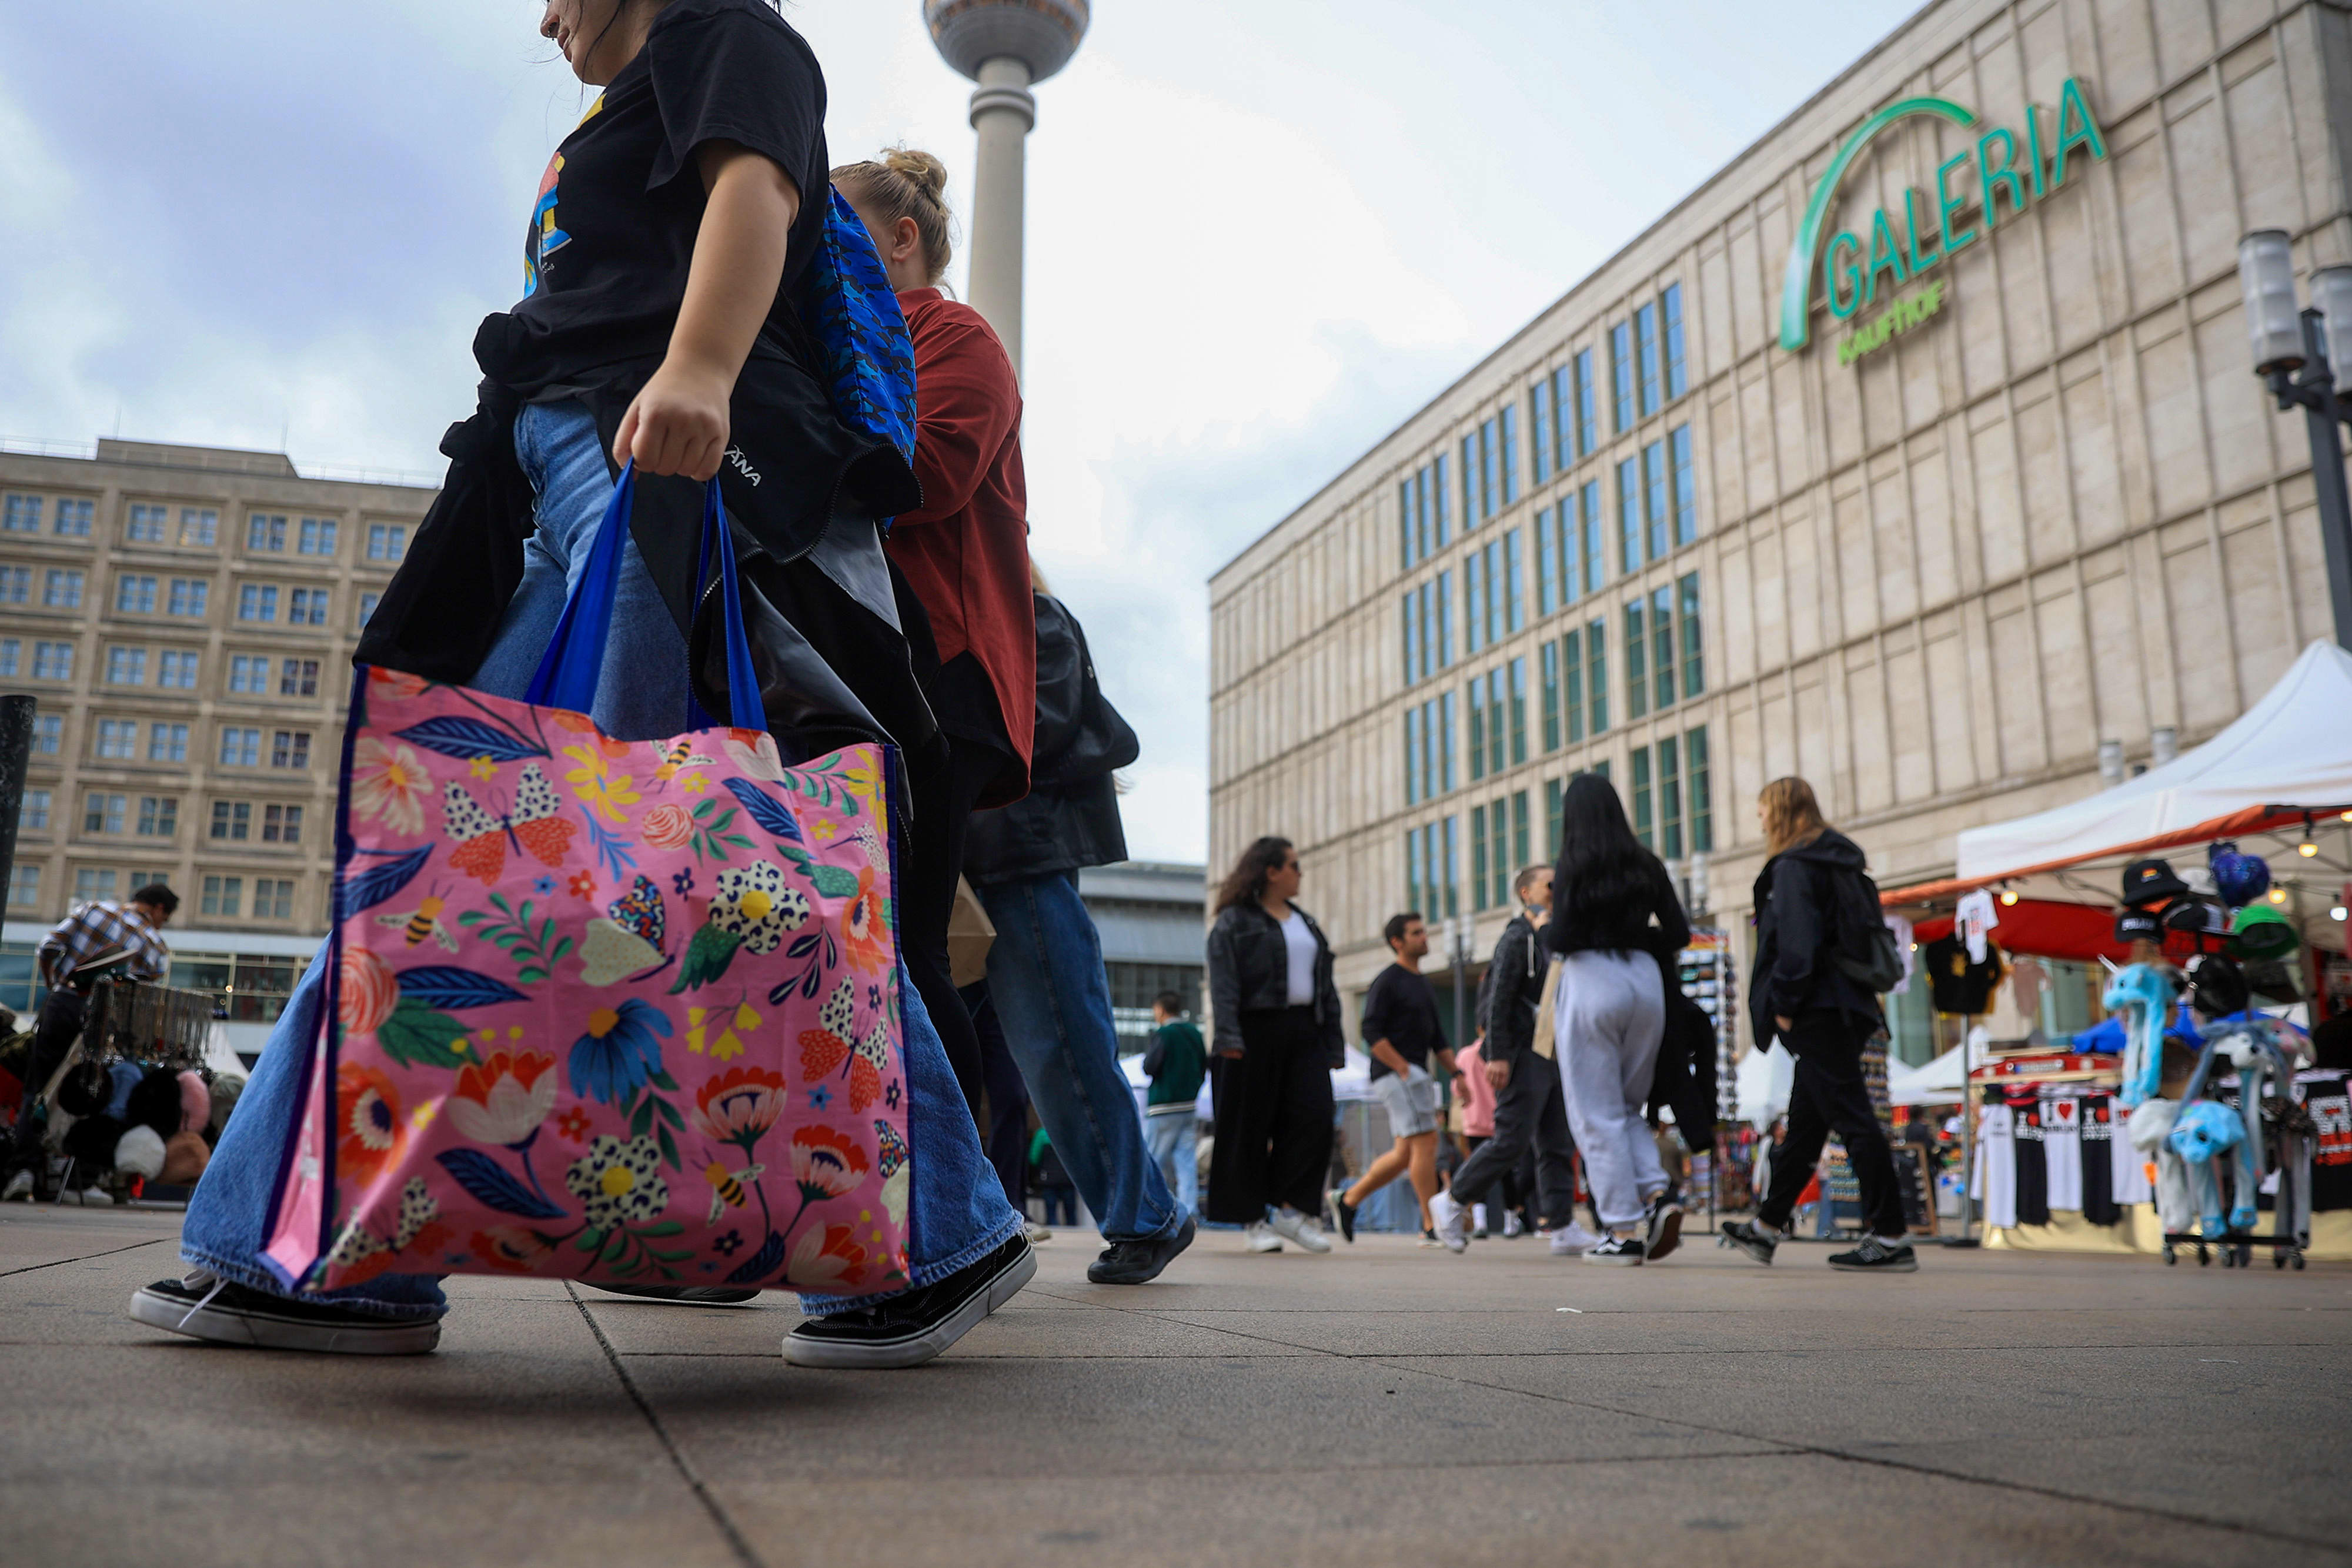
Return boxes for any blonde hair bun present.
[881,146,950,207]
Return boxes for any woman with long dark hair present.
[1204,837,1341,1253]
[1546,773,1690,1264]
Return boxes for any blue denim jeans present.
[1144,1112,1200,1218]
[976,871,1186,1244]
[179,401,1020,1317]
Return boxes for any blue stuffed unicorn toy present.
[2104,963,2174,1109]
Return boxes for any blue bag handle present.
[524,462,766,732]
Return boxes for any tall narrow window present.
[1617,459,1641,575]
[1508,657,1528,765]
[1580,481,1603,597]
[1652,584,1676,711]
[1610,322,1635,433]
[1624,600,1648,720]
[1404,830,1422,917]
[1441,815,1458,918]
[1399,480,1414,570]
[1679,572,1704,697]
[1432,454,1449,546]
[1503,528,1523,633]
[1485,670,1506,778]
[1466,674,1487,782]
[1662,282,1687,399]
[1489,798,1511,910]
[1540,641,1561,752]
[1586,618,1609,733]
[1553,494,1577,610]
[1529,382,1552,485]
[1511,790,1530,876]
[1462,434,1481,526]
[1688,725,1713,852]
[1631,746,1655,849]
[1471,804,1490,911]
[1573,349,1598,457]
[1635,300,1662,417]
[1669,424,1696,547]
[1462,554,1484,654]
[1435,570,1452,666]
[1562,629,1584,744]
[1498,404,1519,505]
[1545,778,1565,860]
[1643,440,1668,563]
[1404,707,1421,804]
[1658,734,1684,861]
[1534,504,1556,617]
[1439,692,1455,793]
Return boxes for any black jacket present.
[1749,827,1885,1047]
[1646,952,1720,1152]
[1482,913,1548,1068]
[1205,902,1345,1065]
[1546,853,1690,960]
[963,593,1138,885]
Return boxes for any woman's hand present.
[1485,1057,1511,1092]
[614,358,733,480]
[1217,1047,1244,1060]
[1775,1015,1793,1032]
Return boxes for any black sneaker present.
[1327,1188,1358,1244]
[1719,1219,1779,1266]
[1829,1235,1919,1273]
[1644,1193,1685,1262]
[584,1282,762,1305]
[1582,1235,1645,1265]
[129,1272,440,1355]
[783,1233,1034,1369]
[1088,1214,1196,1285]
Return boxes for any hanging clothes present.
[2078,1093,2119,1224]
[1884,913,1916,997]
[1956,888,1997,964]
[1972,1095,2016,1230]
[2043,1093,2083,1213]
[2010,1089,2050,1226]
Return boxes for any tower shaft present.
[965,56,1034,378]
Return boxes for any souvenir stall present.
[1881,640,2352,1261]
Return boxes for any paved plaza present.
[4,1204,2348,1567]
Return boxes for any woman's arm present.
[894,312,1021,526]
[614,141,801,481]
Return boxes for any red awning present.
[1908,897,2202,965]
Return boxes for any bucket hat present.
[2121,858,2190,907]
[2227,902,2300,961]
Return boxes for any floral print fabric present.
[264,666,909,1295]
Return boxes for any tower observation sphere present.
[921,0,1091,376]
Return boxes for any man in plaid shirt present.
[5,883,178,1200]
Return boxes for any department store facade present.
[1207,0,2352,1057]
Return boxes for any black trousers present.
[1756,1009,1906,1239]
[6,988,85,1177]
[960,979,1030,1211]
[1450,1049,1577,1229]
[1463,1136,1539,1223]
[901,731,1004,1122]
[1206,1007,1334,1223]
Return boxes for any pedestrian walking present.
[1204,838,1340,1255]
[1546,775,1692,1265]
[960,572,1194,1286]
[1142,992,1207,1221]
[1721,778,1917,1273]
[1429,867,1590,1255]
[129,0,1033,1369]
[5,885,178,1201]
[1328,914,1454,1244]
[834,148,1036,1128]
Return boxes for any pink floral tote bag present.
[263,469,911,1296]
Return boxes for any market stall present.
[1880,639,2352,1260]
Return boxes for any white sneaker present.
[1501,1212,1525,1239]
[1244,1220,1284,1253]
[1547,1222,1604,1256]
[1429,1189,1469,1253]
[1267,1206,1331,1253]
[2,1169,32,1202]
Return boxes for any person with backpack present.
[1720,777,1916,1272]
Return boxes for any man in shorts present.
[1329,914,1454,1243]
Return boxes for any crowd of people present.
[6,2,1917,1388]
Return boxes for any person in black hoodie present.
[963,574,1194,1286]
[1427,866,1588,1255]
[1720,777,1916,1273]
[1204,837,1342,1255]
[1544,773,1692,1265]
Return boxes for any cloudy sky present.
[0,0,1916,864]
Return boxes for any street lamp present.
[2236,230,2352,648]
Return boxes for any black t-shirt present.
[1923,934,2004,1015]
[490,0,829,396]
[1361,964,1446,1081]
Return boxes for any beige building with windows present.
[1,438,432,1033]
[1208,0,2350,1055]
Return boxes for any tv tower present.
[923,0,1091,378]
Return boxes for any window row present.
[111,575,210,617]
[2,864,300,921]
[1401,424,1695,687]
[14,494,408,563]
[0,565,83,607]
[66,718,313,769]
[2,494,94,536]
[12,790,305,847]
[123,505,220,546]
[100,647,203,688]
[0,640,76,681]
[1469,791,1534,913]
[103,572,369,628]
[1628,725,1714,861]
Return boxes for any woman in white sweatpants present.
[1545,773,1690,1265]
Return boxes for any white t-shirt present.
[1280,909,1317,1005]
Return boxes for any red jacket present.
[887,287,1035,805]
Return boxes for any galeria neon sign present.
[1778,78,2107,355]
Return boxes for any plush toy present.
[112,1124,166,1179]
[175,1071,209,1134]
[2104,964,2175,1107]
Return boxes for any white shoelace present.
[176,1269,228,1331]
